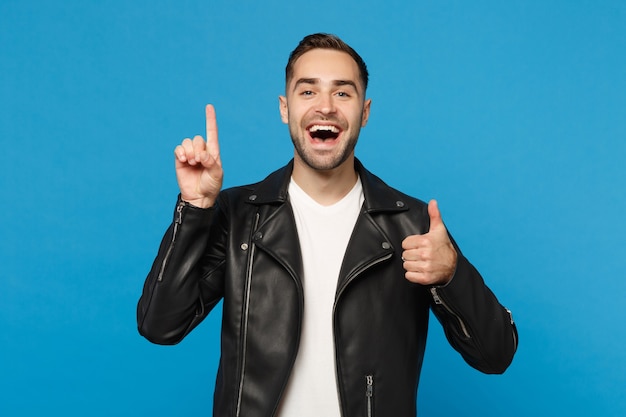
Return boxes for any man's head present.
[285,33,369,94]
[280,34,371,172]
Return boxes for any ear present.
[361,98,372,127]
[279,95,288,124]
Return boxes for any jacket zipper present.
[157,202,184,282]
[430,287,471,339]
[366,375,374,417]
[335,253,393,303]
[333,253,390,416]
[235,213,260,417]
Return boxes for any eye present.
[301,90,314,96]
[335,91,350,98]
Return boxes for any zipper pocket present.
[157,202,184,282]
[366,374,374,417]
[430,287,471,339]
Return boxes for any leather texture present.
[138,159,518,417]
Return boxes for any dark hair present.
[285,33,369,92]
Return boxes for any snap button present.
[396,201,405,208]
[253,232,263,240]
[249,195,257,201]
[240,243,249,251]
[382,242,391,250]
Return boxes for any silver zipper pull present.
[157,202,185,282]
[429,287,471,339]
[366,375,374,417]
[366,375,373,397]
[430,287,442,304]
[175,202,184,224]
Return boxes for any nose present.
[316,92,336,115]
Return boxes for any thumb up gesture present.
[402,200,457,286]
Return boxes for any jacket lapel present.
[253,202,304,288]
[335,160,410,295]
[336,212,395,296]
[245,158,410,295]
[245,160,303,287]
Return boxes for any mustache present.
[303,115,346,128]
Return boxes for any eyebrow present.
[292,78,359,92]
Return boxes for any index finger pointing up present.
[205,104,220,161]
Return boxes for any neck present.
[291,155,358,206]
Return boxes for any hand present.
[401,200,457,285]
[174,104,223,208]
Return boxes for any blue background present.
[1,1,625,416]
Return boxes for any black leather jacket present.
[138,160,517,417]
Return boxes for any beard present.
[288,118,361,171]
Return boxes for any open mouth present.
[308,124,341,141]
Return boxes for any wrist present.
[180,196,215,209]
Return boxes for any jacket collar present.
[246,159,410,214]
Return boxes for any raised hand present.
[401,200,457,285]
[174,104,223,208]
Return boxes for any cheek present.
[342,105,365,124]
[293,107,315,126]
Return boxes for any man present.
[138,33,518,417]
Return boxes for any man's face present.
[279,48,371,171]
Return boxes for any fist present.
[401,200,457,286]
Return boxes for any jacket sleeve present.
[429,245,518,374]
[137,196,228,345]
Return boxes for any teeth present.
[309,125,339,133]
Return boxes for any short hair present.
[285,33,369,92]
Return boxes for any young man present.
[138,33,517,417]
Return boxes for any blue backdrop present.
[1,1,625,416]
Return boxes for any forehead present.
[289,49,361,88]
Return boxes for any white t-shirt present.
[277,177,364,417]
